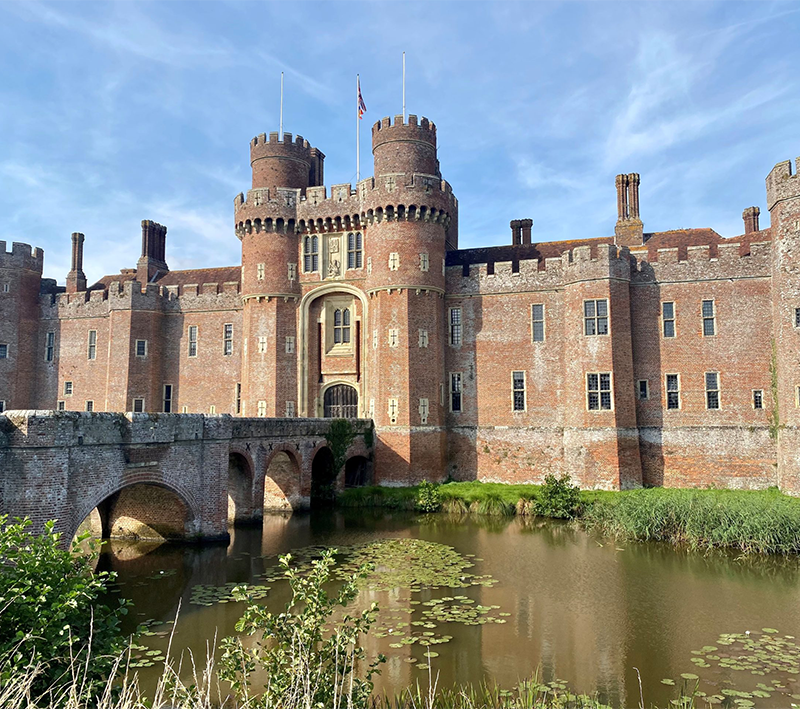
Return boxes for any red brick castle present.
[2,114,800,493]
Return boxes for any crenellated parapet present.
[766,157,800,212]
[0,241,44,273]
[249,131,324,195]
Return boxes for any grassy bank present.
[339,482,800,555]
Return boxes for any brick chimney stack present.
[743,206,760,234]
[136,220,168,284]
[65,232,86,294]
[510,220,521,245]
[614,173,644,247]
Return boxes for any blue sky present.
[1,1,798,285]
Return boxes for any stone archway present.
[263,448,303,511]
[311,447,336,507]
[344,455,371,488]
[228,451,255,525]
[323,383,359,418]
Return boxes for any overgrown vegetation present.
[534,475,582,519]
[325,418,357,477]
[416,481,442,512]
[0,516,129,700]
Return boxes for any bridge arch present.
[228,450,255,525]
[71,478,199,543]
[261,445,304,511]
[344,455,371,488]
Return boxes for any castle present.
[2,113,800,494]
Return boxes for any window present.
[662,302,675,338]
[449,308,462,346]
[0,344,7,359]
[795,307,800,328]
[135,339,147,357]
[388,328,398,348]
[87,330,97,360]
[64,381,73,396]
[85,400,94,412]
[257,400,267,417]
[334,309,351,344]
[133,398,144,413]
[303,236,319,272]
[637,380,649,400]
[388,252,400,271]
[702,300,716,336]
[419,398,429,424]
[223,324,233,355]
[666,374,680,410]
[584,300,609,336]
[57,400,65,411]
[753,389,764,410]
[705,372,720,409]
[0,401,5,413]
[45,332,55,362]
[347,232,363,269]
[512,371,526,411]
[450,372,463,412]
[257,263,265,281]
[188,326,198,357]
[2,283,7,293]
[258,336,267,353]
[285,336,295,354]
[587,372,612,410]
[288,263,297,281]
[285,401,295,417]
[532,304,545,342]
[419,253,429,272]
[388,398,399,423]
[418,329,429,348]
[163,384,173,413]
[235,383,242,414]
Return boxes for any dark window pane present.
[596,300,608,317]
[597,317,609,335]
[664,320,675,338]
[584,301,595,317]
[663,302,674,319]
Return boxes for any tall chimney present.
[136,220,169,284]
[65,232,87,294]
[614,172,644,247]
[510,219,521,245]
[743,206,760,234]
[519,219,533,245]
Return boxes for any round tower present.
[363,115,457,484]
[235,132,324,418]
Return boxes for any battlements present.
[250,132,311,150]
[249,131,324,193]
[767,157,800,212]
[372,115,439,179]
[0,241,44,272]
[372,114,436,139]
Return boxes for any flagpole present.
[356,74,360,184]
[402,52,406,122]
[279,72,284,139]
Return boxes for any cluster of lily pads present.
[661,629,800,706]
[127,619,172,668]
[189,582,271,606]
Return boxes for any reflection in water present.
[103,511,800,707]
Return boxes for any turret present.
[65,232,86,294]
[250,132,324,196]
[371,115,439,179]
[136,220,168,284]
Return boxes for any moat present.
[103,509,800,708]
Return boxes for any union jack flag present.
[358,78,367,119]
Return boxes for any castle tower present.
[235,133,324,416]
[768,157,800,493]
[364,115,458,483]
[0,242,44,410]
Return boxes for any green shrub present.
[0,516,128,699]
[535,475,582,519]
[219,548,384,709]
[473,493,515,516]
[415,480,442,512]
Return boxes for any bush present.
[415,481,442,512]
[535,475,582,519]
[219,548,385,709]
[0,516,129,699]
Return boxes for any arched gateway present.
[323,384,358,418]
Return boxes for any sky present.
[1,1,799,285]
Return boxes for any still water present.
[102,509,800,707]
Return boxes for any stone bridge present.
[0,411,373,543]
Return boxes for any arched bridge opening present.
[228,452,255,525]
[263,449,302,512]
[345,455,371,488]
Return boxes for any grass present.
[338,482,800,556]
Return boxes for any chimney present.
[65,232,87,294]
[510,220,521,245]
[136,220,169,283]
[519,219,532,245]
[743,206,760,234]
[614,172,644,247]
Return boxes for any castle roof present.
[89,266,241,291]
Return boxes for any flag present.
[358,77,367,119]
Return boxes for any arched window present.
[333,308,351,344]
[304,236,319,272]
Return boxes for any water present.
[102,510,800,707]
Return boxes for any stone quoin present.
[1,113,800,500]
